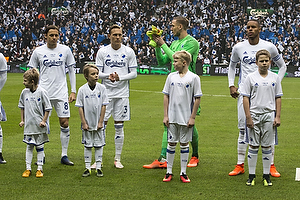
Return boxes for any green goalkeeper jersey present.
[155,35,199,73]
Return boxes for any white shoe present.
[114,160,124,169]
[90,162,96,169]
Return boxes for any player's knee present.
[249,145,259,149]
[168,142,176,146]
[180,142,189,146]
[59,118,69,128]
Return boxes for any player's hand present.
[40,121,46,127]
[273,117,281,127]
[19,121,24,127]
[187,118,195,128]
[109,73,116,82]
[229,86,239,99]
[246,117,254,128]
[152,34,165,47]
[163,117,169,128]
[82,123,89,131]
[114,72,119,81]
[69,92,76,103]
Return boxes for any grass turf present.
[0,73,299,199]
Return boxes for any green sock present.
[196,104,201,116]
[191,126,199,158]
[158,125,168,161]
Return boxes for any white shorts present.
[237,94,246,129]
[0,101,6,121]
[104,98,130,122]
[82,129,106,148]
[23,133,49,146]
[245,112,276,147]
[167,123,193,143]
[50,99,70,118]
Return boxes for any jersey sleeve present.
[155,44,171,67]
[162,74,171,95]
[27,50,39,68]
[228,45,240,87]
[275,75,283,97]
[75,86,84,107]
[269,44,287,81]
[18,90,25,109]
[0,54,7,92]
[193,75,202,97]
[240,75,251,97]
[41,89,52,111]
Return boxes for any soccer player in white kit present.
[76,64,108,177]
[19,68,52,178]
[27,25,76,165]
[162,51,202,183]
[96,24,137,169]
[241,49,282,186]
[0,52,7,164]
[228,19,286,177]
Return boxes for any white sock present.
[95,147,103,169]
[26,144,34,170]
[166,144,176,174]
[237,129,247,164]
[247,146,258,175]
[84,147,92,170]
[60,127,70,157]
[271,145,275,165]
[114,123,124,161]
[0,126,2,152]
[36,145,44,171]
[262,147,272,175]
[180,144,189,175]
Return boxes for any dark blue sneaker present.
[61,156,74,166]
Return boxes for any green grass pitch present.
[0,73,299,199]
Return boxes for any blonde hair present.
[83,64,99,80]
[173,50,192,66]
[256,49,271,61]
[23,68,39,85]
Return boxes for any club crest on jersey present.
[242,56,256,65]
[272,82,276,87]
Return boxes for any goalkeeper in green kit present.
[143,16,201,169]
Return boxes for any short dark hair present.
[45,25,59,35]
[109,24,122,34]
[173,16,189,30]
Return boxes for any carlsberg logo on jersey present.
[242,56,256,65]
[43,59,64,67]
[105,54,127,68]
[105,59,126,68]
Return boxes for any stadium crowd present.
[0,0,300,68]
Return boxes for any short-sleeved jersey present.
[75,82,109,131]
[96,44,137,98]
[163,70,202,125]
[27,44,76,100]
[155,35,199,73]
[241,70,283,114]
[18,86,52,135]
[229,39,283,92]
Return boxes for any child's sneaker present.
[163,173,173,182]
[263,174,272,186]
[246,174,256,186]
[180,173,191,183]
[36,170,43,178]
[96,169,103,177]
[22,170,31,178]
[82,168,91,177]
[114,160,124,169]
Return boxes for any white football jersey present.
[96,44,137,98]
[163,71,202,126]
[18,86,52,135]
[75,82,109,131]
[0,53,7,92]
[241,70,283,114]
[27,44,76,100]
[229,39,284,92]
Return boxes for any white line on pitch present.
[131,90,300,99]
